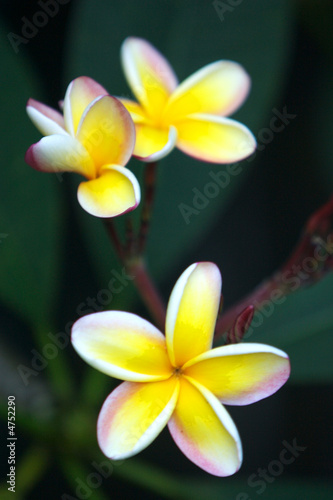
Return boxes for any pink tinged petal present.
[25,134,95,178]
[121,37,178,121]
[98,377,179,459]
[175,114,256,163]
[77,164,141,218]
[71,310,172,381]
[63,76,109,136]
[133,124,177,162]
[168,377,242,476]
[26,98,66,136]
[183,343,290,405]
[163,60,251,121]
[165,262,222,367]
[76,95,135,170]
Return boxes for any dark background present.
[0,1,333,499]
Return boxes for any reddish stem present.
[138,161,158,254]
[216,196,333,338]
[104,218,125,261]
[126,257,166,330]
[103,165,167,329]
[225,305,255,344]
[215,279,278,338]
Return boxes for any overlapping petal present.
[183,343,290,405]
[63,76,109,136]
[120,37,256,163]
[71,260,290,475]
[26,76,140,219]
[163,60,251,121]
[76,95,135,170]
[121,37,178,120]
[26,98,66,136]
[166,262,222,367]
[98,377,179,459]
[25,134,95,178]
[175,114,256,163]
[77,165,141,218]
[133,124,177,161]
[71,311,172,381]
[120,97,148,124]
[168,377,242,476]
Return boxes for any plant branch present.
[138,161,158,255]
[216,196,333,338]
[126,257,166,330]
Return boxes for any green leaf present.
[246,274,333,382]
[313,65,333,190]
[61,459,111,500]
[64,0,295,286]
[15,447,50,496]
[183,477,333,500]
[0,21,63,326]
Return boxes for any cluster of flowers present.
[25,37,290,476]
[25,37,255,217]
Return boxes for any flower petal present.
[98,377,179,459]
[25,134,95,178]
[121,37,178,120]
[26,98,66,136]
[168,377,242,476]
[183,343,290,405]
[77,95,135,170]
[63,76,109,136]
[175,114,256,163]
[71,311,172,381]
[119,97,148,124]
[133,124,177,162]
[166,262,222,367]
[163,60,251,121]
[77,164,140,218]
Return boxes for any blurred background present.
[0,0,333,498]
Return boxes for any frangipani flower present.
[25,77,140,218]
[120,37,256,163]
[71,262,290,476]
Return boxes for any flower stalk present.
[126,256,166,330]
[138,161,158,255]
[103,159,166,329]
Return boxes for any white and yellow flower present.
[120,37,256,163]
[72,262,290,476]
[25,76,140,218]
